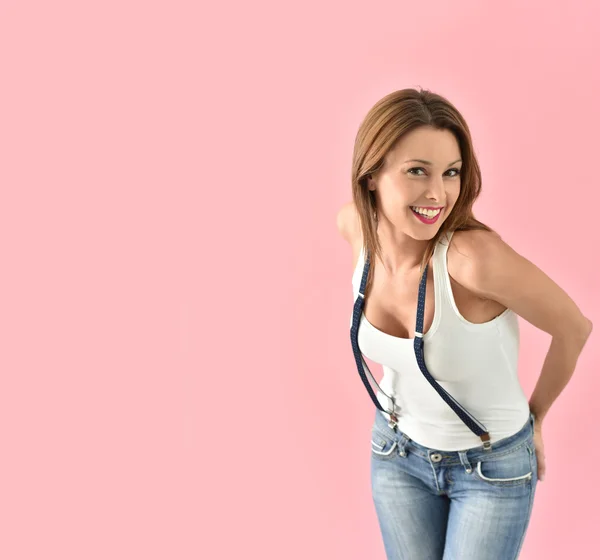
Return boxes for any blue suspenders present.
[350,247,493,451]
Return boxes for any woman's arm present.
[448,229,593,424]
[527,331,591,423]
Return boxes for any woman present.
[336,88,592,560]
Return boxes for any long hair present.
[351,87,496,297]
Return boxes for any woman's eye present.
[407,167,461,177]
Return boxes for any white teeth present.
[411,206,442,217]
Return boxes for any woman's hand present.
[532,419,546,481]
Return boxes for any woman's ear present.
[367,174,376,191]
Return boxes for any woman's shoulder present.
[336,201,363,268]
[447,228,503,261]
[336,201,360,240]
[446,228,506,301]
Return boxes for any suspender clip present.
[387,395,399,430]
[480,432,492,451]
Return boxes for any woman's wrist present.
[529,403,546,425]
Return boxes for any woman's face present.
[368,126,462,239]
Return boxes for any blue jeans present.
[370,410,538,559]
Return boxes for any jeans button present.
[430,453,442,462]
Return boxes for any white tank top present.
[351,230,530,451]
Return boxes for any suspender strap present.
[349,247,492,451]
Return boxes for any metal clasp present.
[387,395,399,430]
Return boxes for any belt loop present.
[458,450,473,473]
[397,433,410,458]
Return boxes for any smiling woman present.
[337,87,592,560]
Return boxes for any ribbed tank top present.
[351,230,530,451]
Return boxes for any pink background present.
[0,1,597,558]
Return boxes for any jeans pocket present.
[474,442,534,487]
[370,427,398,459]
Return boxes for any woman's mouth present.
[410,206,443,224]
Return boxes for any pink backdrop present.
[0,1,597,558]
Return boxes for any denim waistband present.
[373,410,535,466]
